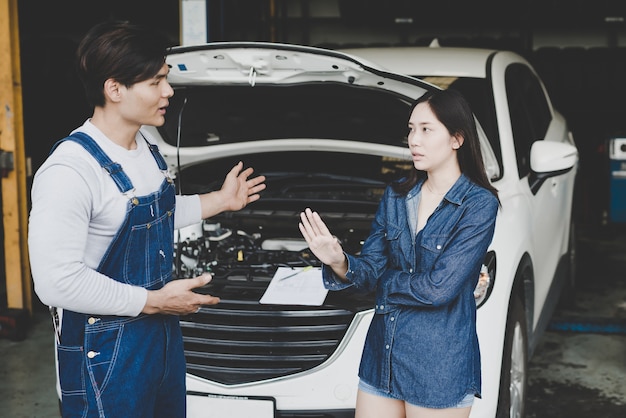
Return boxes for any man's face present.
[118,63,174,127]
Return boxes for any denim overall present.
[52,132,185,418]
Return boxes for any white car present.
[151,42,579,418]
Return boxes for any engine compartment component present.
[174,221,322,282]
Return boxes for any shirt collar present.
[407,174,473,206]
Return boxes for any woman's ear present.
[452,134,464,150]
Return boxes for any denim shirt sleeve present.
[380,188,499,310]
[322,186,396,293]
[321,254,354,290]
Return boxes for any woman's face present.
[407,101,462,175]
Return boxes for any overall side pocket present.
[57,343,87,415]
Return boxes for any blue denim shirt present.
[323,174,499,408]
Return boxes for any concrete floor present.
[0,309,58,418]
[526,227,626,417]
[1,228,625,418]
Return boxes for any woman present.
[28,21,265,418]
[299,89,499,418]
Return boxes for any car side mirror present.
[528,140,579,194]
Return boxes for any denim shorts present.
[358,380,474,409]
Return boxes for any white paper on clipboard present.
[259,267,328,306]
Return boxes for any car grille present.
[180,299,356,385]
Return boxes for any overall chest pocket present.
[124,209,174,289]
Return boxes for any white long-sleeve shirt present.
[28,120,202,316]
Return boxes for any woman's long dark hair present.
[392,89,499,202]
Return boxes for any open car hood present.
[150,42,435,173]
[165,42,430,92]
[150,42,498,181]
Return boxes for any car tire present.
[495,294,528,418]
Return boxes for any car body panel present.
[186,310,373,411]
[338,46,493,78]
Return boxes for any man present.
[28,20,265,417]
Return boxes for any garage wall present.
[255,0,626,49]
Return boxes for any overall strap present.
[50,132,134,194]
[141,133,168,171]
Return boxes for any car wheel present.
[496,294,528,418]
